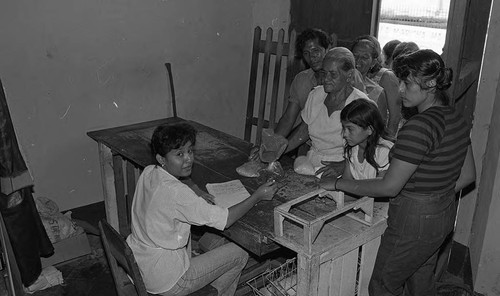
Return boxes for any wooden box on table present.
[273,189,388,296]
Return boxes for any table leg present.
[297,254,320,296]
[97,143,119,231]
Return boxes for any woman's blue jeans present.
[161,242,248,296]
[369,190,457,296]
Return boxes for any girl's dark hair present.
[341,99,389,174]
[151,123,196,158]
[295,28,331,58]
[351,35,382,75]
[393,49,453,105]
[382,39,401,60]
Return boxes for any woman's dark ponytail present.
[436,67,453,91]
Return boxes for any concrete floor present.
[31,202,480,296]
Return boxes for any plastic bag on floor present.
[35,196,81,243]
[25,266,64,293]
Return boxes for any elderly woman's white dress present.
[297,86,372,176]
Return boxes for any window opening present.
[377,0,450,55]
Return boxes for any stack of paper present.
[206,180,250,208]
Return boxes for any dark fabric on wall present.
[0,188,54,286]
[0,78,54,287]
[0,79,27,177]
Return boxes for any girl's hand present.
[254,181,278,201]
[316,160,344,178]
[319,177,339,191]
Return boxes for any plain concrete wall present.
[0,0,289,210]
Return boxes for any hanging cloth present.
[0,78,54,286]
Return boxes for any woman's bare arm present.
[455,145,476,192]
[285,121,309,153]
[380,71,402,138]
[226,181,277,227]
[275,101,301,138]
[320,158,418,197]
[342,160,354,180]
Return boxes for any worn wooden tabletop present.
[88,117,328,256]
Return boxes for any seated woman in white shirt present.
[126,123,277,296]
[286,47,373,178]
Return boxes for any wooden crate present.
[274,189,374,254]
[273,190,388,296]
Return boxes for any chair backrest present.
[165,62,178,118]
[99,219,151,296]
[244,26,298,146]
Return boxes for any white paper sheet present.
[206,180,250,208]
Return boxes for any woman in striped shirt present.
[320,49,476,296]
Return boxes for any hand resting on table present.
[316,160,345,179]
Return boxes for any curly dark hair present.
[341,99,389,175]
[151,123,197,158]
[393,49,453,105]
[295,28,331,58]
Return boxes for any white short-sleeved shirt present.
[126,165,228,294]
[301,86,371,168]
[348,139,393,180]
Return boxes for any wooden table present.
[89,117,389,295]
[88,117,321,256]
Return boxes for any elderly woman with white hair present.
[285,47,374,178]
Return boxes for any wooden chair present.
[165,62,178,118]
[99,220,217,296]
[244,26,298,146]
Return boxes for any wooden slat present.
[258,40,291,55]
[318,257,332,295]
[99,220,152,296]
[297,254,321,296]
[454,61,481,103]
[327,248,358,296]
[125,161,136,236]
[340,248,358,296]
[329,257,343,296]
[112,154,128,236]
[283,30,298,113]
[98,143,119,230]
[245,27,297,145]
[244,26,262,142]
[358,236,380,296]
[269,29,285,130]
[442,0,470,106]
[256,27,273,147]
[250,117,270,128]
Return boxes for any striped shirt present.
[392,106,470,193]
